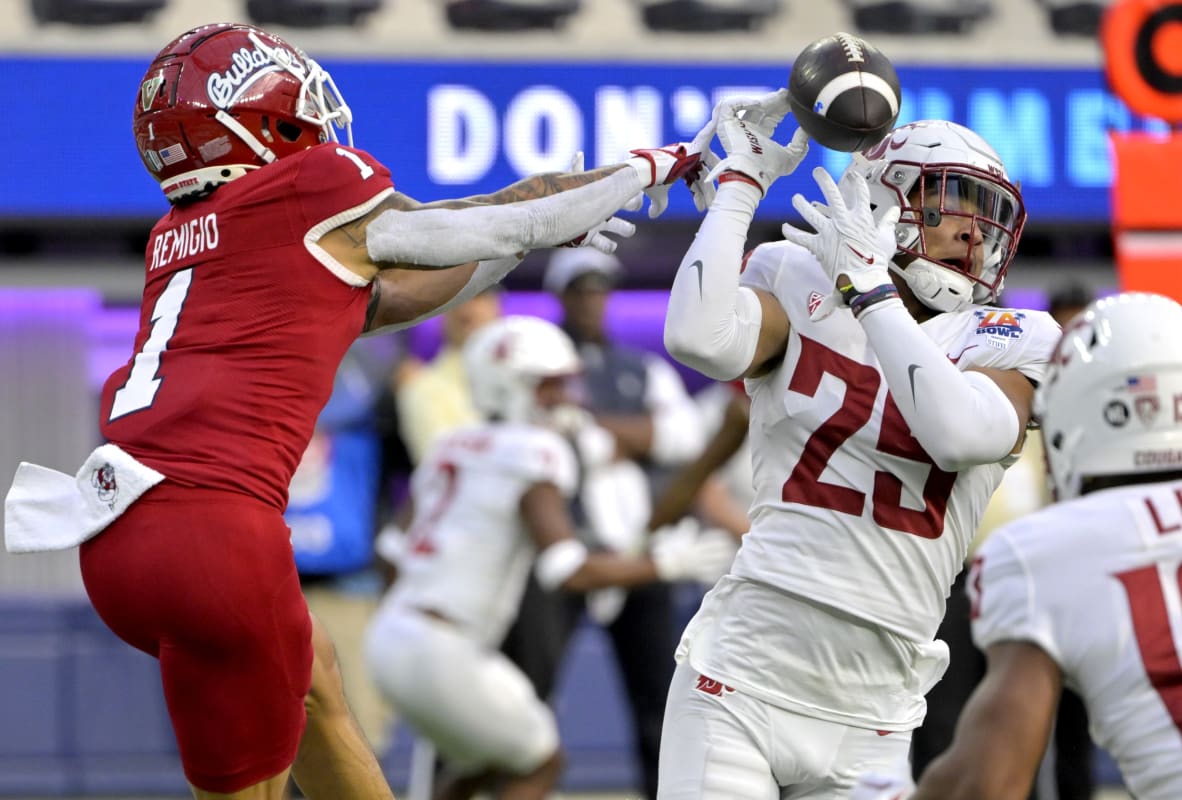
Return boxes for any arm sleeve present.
[970,529,1063,665]
[644,357,707,465]
[366,168,645,266]
[663,182,766,381]
[366,255,522,335]
[857,300,1020,472]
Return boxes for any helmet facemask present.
[886,163,1025,312]
[246,31,353,148]
[851,120,1027,313]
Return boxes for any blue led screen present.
[0,57,1166,222]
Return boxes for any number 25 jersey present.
[733,241,1058,644]
[99,144,393,511]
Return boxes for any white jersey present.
[971,479,1182,800]
[378,422,578,648]
[677,241,1058,728]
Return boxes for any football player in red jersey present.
[3,21,710,800]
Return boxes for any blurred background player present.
[363,315,734,800]
[498,247,708,800]
[648,379,753,540]
[886,292,1182,799]
[659,100,1059,798]
[2,20,711,800]
[395,288,505,467]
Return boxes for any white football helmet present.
[1037,292,1182,501]
[847,120,1026,312]
[463,315,581,424]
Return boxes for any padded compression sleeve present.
[663,182,765,381]
[858,299,1020,471]
[366,168,645,266]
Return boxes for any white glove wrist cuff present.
[535,539,589,591]
[626,157,656,187]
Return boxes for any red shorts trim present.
[80,483,312,792]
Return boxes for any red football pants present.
[80,482,313,793]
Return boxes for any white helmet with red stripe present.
[847,120,1026,312]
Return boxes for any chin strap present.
[215,110,277,164]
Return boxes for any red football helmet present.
[133,23,353,203]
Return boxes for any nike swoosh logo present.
[907,363,921,401]
[847,245,875,265]
[689,259,704,297]
[948,344,979,365]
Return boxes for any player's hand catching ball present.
[782,167,899,319]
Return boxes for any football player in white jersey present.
[363,315,735,800]
[858,292,1182,800]
[657,96,1060,798]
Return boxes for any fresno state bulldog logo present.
[91,462,119,509]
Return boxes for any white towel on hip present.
[4,443,165,553]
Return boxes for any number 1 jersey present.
[100,144,393,511]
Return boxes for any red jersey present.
[100,144,393,511]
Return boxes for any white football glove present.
[693,88,795,147]
[703,111,809,197]
[781,167,901,319]
[558,151,640,254]
[850,772,913,800]
[627,143,708,218]
[650,518,737,585]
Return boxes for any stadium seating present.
[245,0,384,27]
[445,0,581,31]
[28,0,166,24]
[635,0,784,33]
[1040,0,1108,37]
[845,0,993,35]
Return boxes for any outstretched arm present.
[360,147,702,269]
[912,641,1060,800]
[664,99,808,381]
[320,166,622,278]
